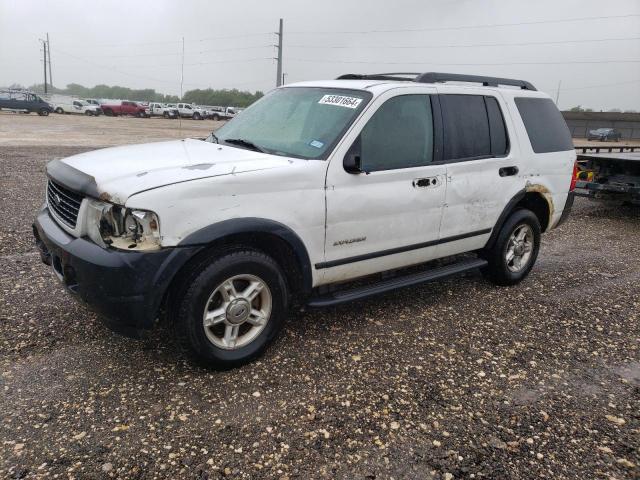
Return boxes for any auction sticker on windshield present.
[318,95,363,109]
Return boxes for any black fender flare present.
[484,189,526,250]
[178,217,313,294]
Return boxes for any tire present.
[137,111,145,118]
[212,114,220,121]
[104,109,113,116]
[85,110,93,116]
[174,249,288,369]
[193,112,201,120]
[38,108,49,117]
[481,209,541,286]
[163,111,169,118]
[55,107,64,114]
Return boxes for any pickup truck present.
[101,100,148,117]
[208,106,238,121]
[176,102,206,120]
[149,102,179,119]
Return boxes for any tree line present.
[21,83,263,107]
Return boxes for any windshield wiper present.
[223,138,267,153]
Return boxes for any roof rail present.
[415,72,536,90]
[336,72,421,81]
[336,71,536,91]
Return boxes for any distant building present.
[562,111,640,140]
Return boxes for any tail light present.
[570,162,578,192]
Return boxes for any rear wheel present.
[163,111,169,118]
[38,108,49,116]
[174,249,288,368]
[193,112,201,120]
[212,114,220,121]
[481,209,541,286]
[55,107,64,114]
[85,110,93,116]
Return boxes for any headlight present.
[86,199,161,251]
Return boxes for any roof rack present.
[336,72,421,82]
[336,71,537,91]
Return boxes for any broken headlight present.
[86,199,161,251]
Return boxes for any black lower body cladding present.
[33,207,200,337]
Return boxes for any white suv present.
[33,72,576,368]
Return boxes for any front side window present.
[358,94,434,172]
[212,87,371,160]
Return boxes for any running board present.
[307,257,488,308]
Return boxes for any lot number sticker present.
[318,95,363,109]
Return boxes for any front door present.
[322,90,446,284]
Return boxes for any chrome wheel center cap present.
[226,299,251,324]
[514,242,524,255]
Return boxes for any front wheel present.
[481,209,541,286]
[55,107,64,114]
[193,112,201,120]
[174,250,288,368]
[38,108,49,116]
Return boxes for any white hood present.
[57,138,296,204]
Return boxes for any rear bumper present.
[33,207,200,337]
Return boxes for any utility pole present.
[180,36,185,100]
[47,33,52,89]
[40,39,48,94]
[275,18,283,87]
[555,80,561,107]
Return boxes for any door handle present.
[413,177,440,188]
[498,166,519,177]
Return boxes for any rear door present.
[437,90,522,255]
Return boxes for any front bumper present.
[33,207,200,337]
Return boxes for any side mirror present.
[343,152,362,174]
[343,136,363,174]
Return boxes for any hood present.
[48,139,298,204]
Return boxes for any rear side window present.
[440,95,490,160]
[485,97,508,156]
[514,97,573,153]
[439,95,509,161]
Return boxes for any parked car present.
[587,128,622,142]
[208,106,238,120]
[149,102,178,118]
[101,100,148,117]
[33,72,576,368]
[0,90,52,116]
[176,102,206,120]
[52,97,102,116]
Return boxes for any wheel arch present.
[485,187,552,249]
[169,218,313,305]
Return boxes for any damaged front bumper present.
[33,206,199,338]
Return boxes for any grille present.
[47,180,83,228]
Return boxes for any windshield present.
[209,87,371,160]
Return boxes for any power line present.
[288,13,640,35]
[287,36,640,50]
[287,58,640,66]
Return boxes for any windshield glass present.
[209,87,371,160]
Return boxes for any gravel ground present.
[1,142,638,480]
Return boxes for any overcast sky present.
[1,0,639,110]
